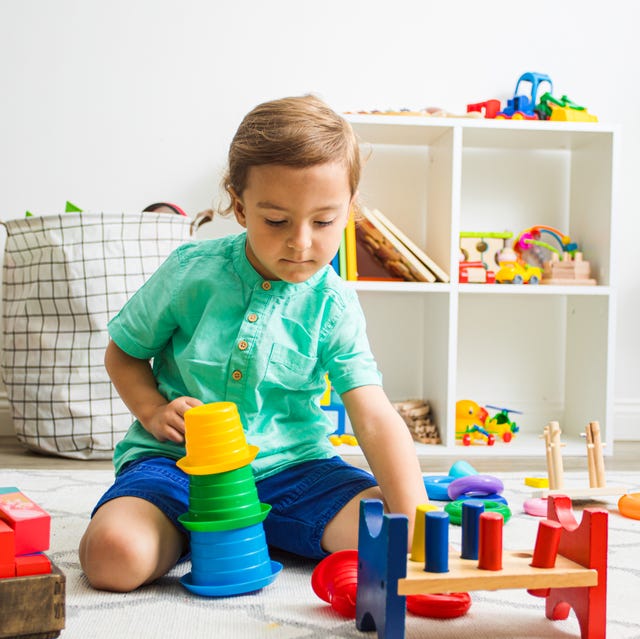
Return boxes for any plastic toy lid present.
[178,503,271,532]
[406,592,471,618]
[311,549,359,602]
[176,445,259,475]
[311,549,359,618]
[180,560,282,597]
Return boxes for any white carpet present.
[1,468,639,639]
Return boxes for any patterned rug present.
[1,468,639,639]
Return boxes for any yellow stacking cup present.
[177,402,258,475]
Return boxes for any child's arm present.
[104,340,202,444]
[341,385,429,535]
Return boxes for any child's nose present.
[288,227,312,250]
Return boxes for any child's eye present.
[265,219,286,227]
[315,220,334,227]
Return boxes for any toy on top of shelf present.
[345,107,483,119]
[538,93,598,122]
[484,405,521,443]
[496,72,553,120]
[467,72,598,125]
[466,99,501,119]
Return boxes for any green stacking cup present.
[188,464,257,499]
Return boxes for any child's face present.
[232,162,355,283]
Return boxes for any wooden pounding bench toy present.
[356,494,607,639]
[0,487,65,639]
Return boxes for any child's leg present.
[79,496,188,592]
[257,456,380,560]
[320,485,384,554]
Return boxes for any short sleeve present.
[108,249,181,359]
[320,289,382,395]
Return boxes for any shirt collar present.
[231,232,328,296]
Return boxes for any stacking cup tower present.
[177,401,281,596]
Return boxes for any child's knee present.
[80,520,153,592]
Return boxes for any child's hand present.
[145,396,203,444]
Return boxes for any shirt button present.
[247,313,258,322]
[232,370,242,381]
[238,340,248,351]
[262,281,271,291]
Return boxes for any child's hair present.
[219,95,361,215]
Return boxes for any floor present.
[1,435,638,473]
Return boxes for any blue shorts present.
[92,456,377,560]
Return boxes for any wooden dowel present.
[549,422,564,490]
[589,421,606,488]
[543,425,555,490]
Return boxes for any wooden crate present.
[0,564,65,639]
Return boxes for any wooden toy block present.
[356,495,607,639]
[15,553,52,577]
[541,252,596,286]
[355,501,408,639]
[0,519,14,564]
[544,495,607,639]
[0,563,65,639]
[0,487,51,555]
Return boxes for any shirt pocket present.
[262,343,320,391]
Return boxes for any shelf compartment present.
[455,294,612,449]
[356,291,450,439]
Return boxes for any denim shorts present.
[92,455,377,560]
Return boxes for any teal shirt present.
[109,232,382,480]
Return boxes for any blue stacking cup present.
[190,523,272,587]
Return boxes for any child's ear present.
[229,188,247,227]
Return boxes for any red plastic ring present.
[407,591,472,618]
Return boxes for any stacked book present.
[332,207,449,283]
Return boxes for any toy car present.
[496,72,553,120]
[495,261,542,285]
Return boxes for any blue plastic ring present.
[423,476,455,501]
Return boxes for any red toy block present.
[0,562,15,578]
[544,495,608,639]
[0,519,15,564]
[0,487,50,555]
[15,553,52,577]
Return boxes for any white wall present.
[1,0,638,438]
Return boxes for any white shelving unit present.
[346,115,618,457]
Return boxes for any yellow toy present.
[455,400,492,446]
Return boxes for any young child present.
[79,95,429,592]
